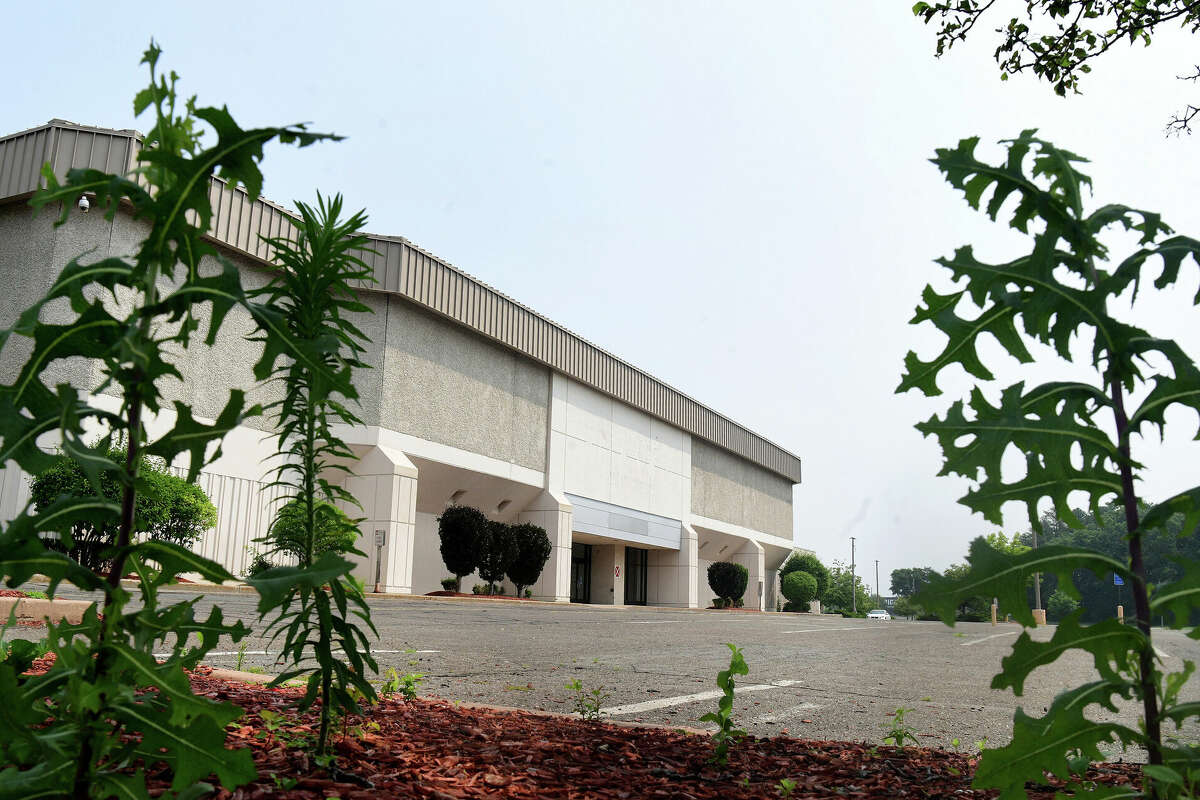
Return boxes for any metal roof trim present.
[0,119,803,484]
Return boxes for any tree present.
[913,1,1200,133]
[892,595,924,620]
[477,521,519,595]
[781,570,818,610]
[506,522,551,598]
[437,505,488,591]
[780,552,829,597]
[822,560,871,614]
[889,566,938,598]
[942,563,991,622]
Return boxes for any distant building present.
[0,119,803,609]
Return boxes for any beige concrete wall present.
[371,298,549,473]
[0,202,285,433]
[690,439,793,539]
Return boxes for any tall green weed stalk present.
[0,43,338,799]
[900,130,1200,799]
[247,193,380,760]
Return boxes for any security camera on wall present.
[78,195,90,213]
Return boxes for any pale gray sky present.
[6,2,1200,592]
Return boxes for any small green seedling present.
[565,678,610,721]
[882,707,920,749]
[699,643,749,767]
[777,777,797,798]
[380,667,423,701]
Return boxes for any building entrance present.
[624,547,648,605]
[570,543,592,603]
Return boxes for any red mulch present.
[426,591,533,601]
[705,606,761,612]
[20,657,1142,799]
[0,588,33,598]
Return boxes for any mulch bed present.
[425,591,534,601]
[193,670,1138,799]
[0,588,34,598]
[18,657,1142,798]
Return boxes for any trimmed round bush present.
[438,505,489,591]
[267,499,358,564]
[782,570,818,608]
[506,522,551,598]
[780,552,829,597]
[477,521,519,594]
[707,561,749,604]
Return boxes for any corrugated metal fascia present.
[0,120,803,484]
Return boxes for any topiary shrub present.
[264,499,358,563]
[506,522,551,599]
[31,449,217,572]
[707,561,749,606]
[780,552,829,598]
[438,505,488,591]
[782,570,818,610]
[440,577,458,591]
[477,521,519,595]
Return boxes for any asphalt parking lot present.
[14,589,1200,755]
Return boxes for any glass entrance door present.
[570,543,592,603]
[624,547,648,606]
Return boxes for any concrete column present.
[732,538,766,611]
[647,525,699,608]
[341,444,419,594]
[518,490,573,602]
[590,543,624,605]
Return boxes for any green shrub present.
[477,521,518,595]
[440,576,458,591]
[31,449,217,572]
[707,561,749,605]
[1046,589,1081,622]
[244,549,274,578]
[780,552,829,597]
[506,522,551,598]
[782,570,818,608]
[438,505,488,591]
[264,499,357,562]
[472,583,487,595]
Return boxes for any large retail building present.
[0,120,803,610]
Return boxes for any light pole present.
[850,536,857,614]
[875,559,880,607]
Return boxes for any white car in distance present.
[867,609,891,621]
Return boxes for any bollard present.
[991,603,998,626]
[1032,608,1047,626]
[1118,604,1124,624]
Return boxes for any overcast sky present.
[6,2,1200,592]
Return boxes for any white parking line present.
[960,632,1018,647]
[749,702,822,725]
[602,680,801,716]
[781,626,890,634]
[1154,646,1170,659]
[625,621,671,624]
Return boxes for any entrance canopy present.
[565,493,681,550]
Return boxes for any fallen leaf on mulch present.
[22,660,1143,799]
